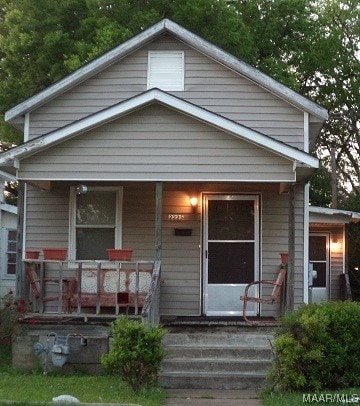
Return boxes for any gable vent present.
[147,51,184,91]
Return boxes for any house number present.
[168,214,185,221]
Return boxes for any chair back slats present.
[26,267,41,298]
[270,267,287,301]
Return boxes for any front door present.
[203,195,259,316]
[309,233,329,303]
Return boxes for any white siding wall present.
[28,35,304,149]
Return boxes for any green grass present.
[0,344,166,405]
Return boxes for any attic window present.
[147,51,184,91]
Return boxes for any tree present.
[305,0,360,204]
[0,0,358,207]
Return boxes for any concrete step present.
[162,328,276,347]
[160,327,276,390]
[159,371,266,390]
[165,345,272,360]
[162,358,270,373]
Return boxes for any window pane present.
[7,263,16,275]
[312,262,327,287]
[8,230,16,240]
[208,242,254,284]
[77,191,116,225]
[208,200,254,240]
[76,228,115,260]
[309,236,327,260]
[8,242,16,252]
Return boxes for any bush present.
[101,317,167,392]
[267,301,360,392]
[0,290,30,344]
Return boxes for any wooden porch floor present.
[21,313,281,327]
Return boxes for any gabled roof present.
[0,89,318,170]
[5,19,328,124]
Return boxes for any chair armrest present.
[242,280,278,299]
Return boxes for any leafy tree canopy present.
[0,0,358,208]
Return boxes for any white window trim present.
[147,50,184,91]
[69,186,123,261]
[3,228,17,279]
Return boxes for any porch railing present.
[141,260,161,327]
[24,259,154,316]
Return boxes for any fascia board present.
[0,203,18,215]
[309,206,360,223]
[6,19,328,123]
[0,89,318,169]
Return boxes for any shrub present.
[267,301,360,392]
[0,290,30,344]
[101,317,167,392]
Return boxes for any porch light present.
[189,196,198,213]
[75,184,88,195]
[331,239,340,252]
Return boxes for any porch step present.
[159,326,277,390]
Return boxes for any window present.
[70,187,123,260]
[147,51,184,91]
[6,229,17,277]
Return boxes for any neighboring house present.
[0,177,17,298]
[0,19,333,319]
[309,206,360,304]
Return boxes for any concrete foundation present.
[12,323,111,374]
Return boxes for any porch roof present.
[0,89,318,178]
[309,206,360,224]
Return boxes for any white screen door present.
[203,195,259,316]
[309,233,329,303]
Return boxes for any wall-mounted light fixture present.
[330,236,341,252]
[189,196,198,213]
[75,184,88,195]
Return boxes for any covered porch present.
[18,179,297,323]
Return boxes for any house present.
[0,174,18,298]
[309,206,360,303]
[0,19,330,321]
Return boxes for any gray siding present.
[20,105,295,182]
[161,189,201,316]
[28,35,304,149]
[24,181,304,317]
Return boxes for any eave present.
[0,89,319,172]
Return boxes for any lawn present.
[0,344,166,405]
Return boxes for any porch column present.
[16,181,25,297]
[286,183,295,312]
[155,182,163,262]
